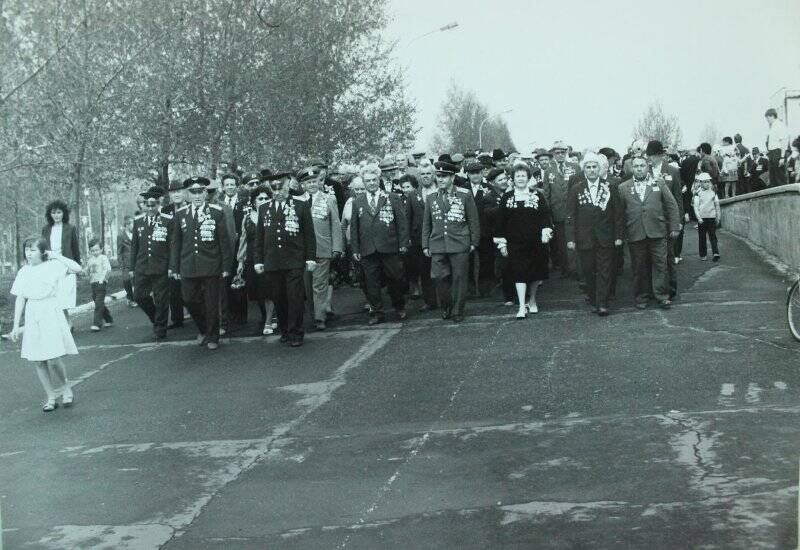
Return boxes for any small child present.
[10,237,82,411]
[84,238,114,331]
[692,172,721,262]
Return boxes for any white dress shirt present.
[766,120,789,152]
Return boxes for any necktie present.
[558,161,564,174]
[369,194,376,210]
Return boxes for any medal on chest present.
[284,204,300,235]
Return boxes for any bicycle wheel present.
[787,280,800,342]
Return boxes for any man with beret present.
[161,179,187,328]
[542,141,578,278]
[646,140,684,300]
[254,172,317,347]
[170,177,234,350]
[130,186,174,340]
[350,163,410,324]
[618,157,681,309]
[299,167,343,331]
[422,161,480,323]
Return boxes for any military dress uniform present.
[170,178,234,347]
[422,167,480,321]
[130,209,173,338]
[253,194,316,345]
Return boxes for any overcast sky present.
[385,0,800,155]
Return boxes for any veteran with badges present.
[300,166,343,331]
[618,157,681,309]
[253,172,317,347]
[421,161,480,323]
[542,141,578,278]
[565,153,624,317]
[169,176,233,350]
[350,163,410,325]
[130,186,173,340]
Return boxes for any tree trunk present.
[72,139,86,256]
[99,190,106,249]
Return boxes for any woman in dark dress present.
[236,185,275,335]
[494,162,554,319]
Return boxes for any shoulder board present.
[209,204,223,211]
[134,214,145,220]
[176,205,189,212]
[160,213,173,220]
[455,187,469,194]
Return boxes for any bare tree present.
[632,100,683,149]
[698,122,719,145]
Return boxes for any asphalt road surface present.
[1,228,799,549]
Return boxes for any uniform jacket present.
[42,222,81,263]
[565,179,624,249]
[617,177,681,242]
[405,190,426,247]
[308,191,343,259]
[130,212,173,275]
[541,161,579,222]
[350,191,410,256]
[651,163,684,221]
[253,197,316,271]
[117,229,132,271]
[169,203,233,278]
[421,187,480,254]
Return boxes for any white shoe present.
[515,306,527,319]
[526,303,539,314]
[103,321,113,328]
[262,323,274,336]
[504,301,514,306]
[90,325,100,332]
[61,386,74,407]
[219,328,226,336]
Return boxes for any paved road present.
[1,228,799,549]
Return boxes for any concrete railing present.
[719,184,800,268]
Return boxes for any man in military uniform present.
[350,163,409,325]
[130,186,173,340]
[253,172,317,347]
[169,177,233,350]
[161,179,186,328]
[422,161,480,323]
[543,141,579,278]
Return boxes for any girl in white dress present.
[10,237,82,412]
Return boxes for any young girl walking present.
[692,173,721,262]
[10,237,82,412]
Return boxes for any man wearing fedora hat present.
[130,186,174,340]
[170,176,234,350]
[422,161,480,323]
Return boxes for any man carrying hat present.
[130,186,174,340]
[422,161,481,323]
[169,177,234,350]
[254,172,317,346]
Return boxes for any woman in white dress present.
[10,237,82,412]
[41,200,81,327]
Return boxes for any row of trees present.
[0,0,415,270]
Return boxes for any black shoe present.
[168,322,184,329]
[325,311,338,320]
[712,254,720,262]
[597,308,609,317]
[368,316,384,326]
[441,307,452,320]
[452,314,464,323]
[279,333,290,344]
[659,299,672,309]
[314,320,326,331]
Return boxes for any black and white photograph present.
[1,0,800,548]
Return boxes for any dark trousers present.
[182,276,220,344]
[666,235,678,299]
[609,244,625,299]
[578,246,615,309]
[406,248,438,308]
[133,272,169,337]
[768,149,786,187]
[698,218,720,257]
[169,277,184,325]
[362,253,406,316]
[629,238,669,304]
[267,268,306,340]
[494,253,515,302]
[674,228,684,258]
[431,251,470,316]
[90,282,113,326]
[122,277,134,301]
[551,221,569,274]
[219,277,230,330]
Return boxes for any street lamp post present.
[407,21,459,45]
[478,109,513,151]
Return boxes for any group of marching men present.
[127,138,691,350]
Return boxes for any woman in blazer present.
[42,200,81,323]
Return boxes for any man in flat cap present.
[646,139,684,300]
[542,141,578,278]
[130,186,174,340]
[254,172,317,347]
[422,161,480,323]
[350,163,410,324]
[170,176,234,350]
[299,167,343,331]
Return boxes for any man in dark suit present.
[400,174,437,311]
[422,161,480,323]
[481,167,514,304]
[130,187,173,340]
[618,157,681,309]
[565,153,624,316]
[646,140,685,300]
[464,160,486,296]
[169,177,233,350]
[542,141,579,277]
[161,180,186,328]
[253,172,317,347]
[350,163,409,325]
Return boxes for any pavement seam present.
[337,320,512,549]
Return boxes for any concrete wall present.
[719,184,800,268]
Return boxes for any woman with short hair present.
[236,185,275,335]
[494,163,554,319]
[42,200,81,327]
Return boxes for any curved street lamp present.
[478,109,513,150]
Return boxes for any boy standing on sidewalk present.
[85,238,114,331]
